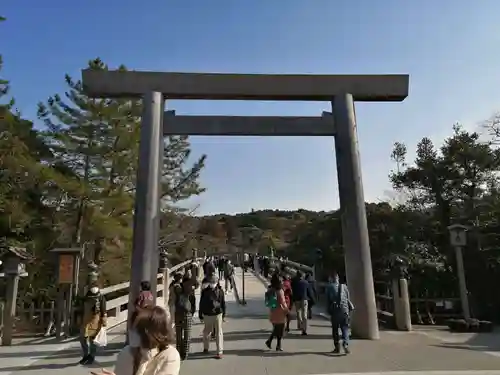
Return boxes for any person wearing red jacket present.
[282,275,293,332]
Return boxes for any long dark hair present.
[270,274,282,290]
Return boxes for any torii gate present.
[82,70,409,340]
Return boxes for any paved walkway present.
[182,269,500,375]
[3,268,500,375]
[0,292,204,375]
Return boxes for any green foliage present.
[0,52,206,297]
[388,124,500,319]
[185,124,500,321]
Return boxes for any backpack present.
[168,283,181,306]
[205,287,222,313]
[175,290,192,313]
[265,289,278,309]
[135,291,154,310]
[329,283,343,314]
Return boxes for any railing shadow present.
[430,327,500,354]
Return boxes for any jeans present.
[80,335,97,357]
[331,314,350,347]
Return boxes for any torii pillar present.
[332,94,379,339]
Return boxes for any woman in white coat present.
[91,305,180,375]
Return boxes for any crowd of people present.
[77,256,231,375]
[76,254,354,375]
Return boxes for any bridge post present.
[128,91,163,329]
[332,94,379,340]
[392,278,412,331]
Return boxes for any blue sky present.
[3,1,500,215]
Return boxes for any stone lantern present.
[0,246,34,346]
[389,255,411,331]
[447,224,470,320]
[87,261,100,288]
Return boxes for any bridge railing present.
[264,257,462,327]
[88,257,204,328]
[1,258,201,336]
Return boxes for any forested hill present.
[178,203,437,275]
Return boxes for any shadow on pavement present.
[7,326,126,347]
[185,347,335,360]
[409,324,500,354]
[0,341,124,359]
[0,342,123,373]
[226,314,269,320]
[432,332,500,354]
[190,327,332,344]
[8,336,77,347]
[0,358,118,373]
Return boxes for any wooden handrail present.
[101,258,201,327]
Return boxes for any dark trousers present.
[80,335,97,358]
[285,313,291,331]
[175,313,193,359]
[331,314,350,347]
[267,323,285,348]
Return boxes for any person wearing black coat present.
[199,275,226,359]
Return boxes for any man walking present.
[223,259,234,293]
[291,271,312,335]
[199,275,226,359]
[326,271,354,354]
[203,257,216,277]
[306,273,317,319]
[217,257,225,280]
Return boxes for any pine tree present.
[38,58,206,282]
[0,15,45,247]
[38,59,142,277]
